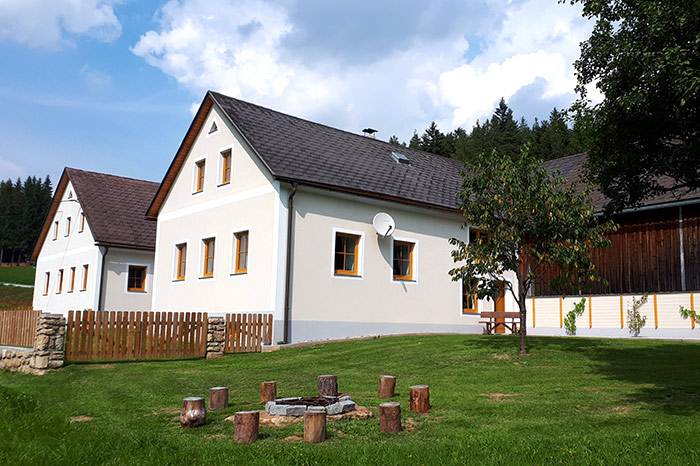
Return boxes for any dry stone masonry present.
[0,313,65,375]
[206,316,225,359]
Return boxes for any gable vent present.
[208,121,218,134]
[391,152,410,165]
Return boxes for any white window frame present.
[172,240,189,283]
[192,156,207,194]
[330,228,365,279]
[199,234,217,279]
[230,227,251,276]
[390,236,419,283]
[125,263,149,294]
[43,271,50,295]
[217,144,234,188]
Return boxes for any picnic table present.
[479,311,521,335]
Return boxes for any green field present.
[0,284,33,308]
[0,265,35,286]
[2,334,700,465]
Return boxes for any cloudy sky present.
[0,0,596,186]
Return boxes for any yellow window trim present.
[235,231,249,274]
[195,160,205,193]
[176,243,187,280]
[203,238,215,277]
[221,150,232,185]
[334,232,359,276]
[127,265,147,292]
[393,240,414,281]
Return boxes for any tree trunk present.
[379,402,402,432]
[303,409,327,443]
[378,375,397,398]
[409,385,430,413]
[318,375,338,397]
[234,411,260,443]
[180,397,207,428]
[209,387,228,410]
[261,381,277,403]
[518,294,528,355]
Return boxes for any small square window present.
[392,241,414,280]
[127,265,147,292]
[334,233,359,275]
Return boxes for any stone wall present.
[206,316,225,359]
[0,313,65,375]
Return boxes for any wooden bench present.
[479,312,521,335]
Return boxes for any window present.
[44,272,50,295]
[392,241,414,280]
[57,269,64,293]
[69,267,76,293]
[208,121,218,134]
[235,231,249,273]
[79,213,85,232]
[334,233,359,275]
[65,217,71,236]
[175,243,187,280]
[127,265,147,292]
[462,277,479,313]
[53,221,59,240]
[203,238,215,277]
[195,160,205,193]
[469,228,490,244]
[221,149,231,184]
[81,264,88,291]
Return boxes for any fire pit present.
[265,395,356,416]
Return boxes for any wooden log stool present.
[261,381,277,403]
[209,387,228,410]
[379,402,402,432]
[318,374,338,397]
[234,411,260,444]
[409,385,430,413]
[180,397,206,428]
[303,408,327,443]
[378,375,397,398]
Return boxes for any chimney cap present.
[362,128,378,135]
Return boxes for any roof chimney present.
[362,128,378,139]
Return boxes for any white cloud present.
[132,0,594,138]
[0,0,121,49]
[0,155,24,180]
[81,65,112,91]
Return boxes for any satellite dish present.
[372,212,395,237]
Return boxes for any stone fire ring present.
[265,396,357,416]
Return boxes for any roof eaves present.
[30,169,70,261]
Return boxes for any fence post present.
[206,316,225,359]
[28,313,66,374]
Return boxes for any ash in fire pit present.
[266,395,356,417]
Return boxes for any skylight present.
[391,152,410,165]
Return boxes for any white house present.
[31,168,158,314]
[147,91,516,343]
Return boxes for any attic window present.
[208,121,218,134]
[391,152,410,165]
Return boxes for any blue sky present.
[0,0,598,186]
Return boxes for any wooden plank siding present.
[0,309,40,347]
[526,205,700,296]
[66,310,208,361]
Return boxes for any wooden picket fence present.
[66,310,208,361]
[224,313,273,353]
[0,308,40,347]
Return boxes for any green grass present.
[0,265,35,286]
[0,284,33,308]
[2,334,700,465]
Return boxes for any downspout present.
[97,245,109,311]
[283,183,298,344]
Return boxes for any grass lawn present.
[0,284,33,308]
[2,334,700,465]
[0,265,35,286]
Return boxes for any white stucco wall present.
[33,180,101,314]
[287,188,518,342]
[100,248,154,311]
[152,105,284,333]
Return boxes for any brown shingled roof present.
[31,168,158,260]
